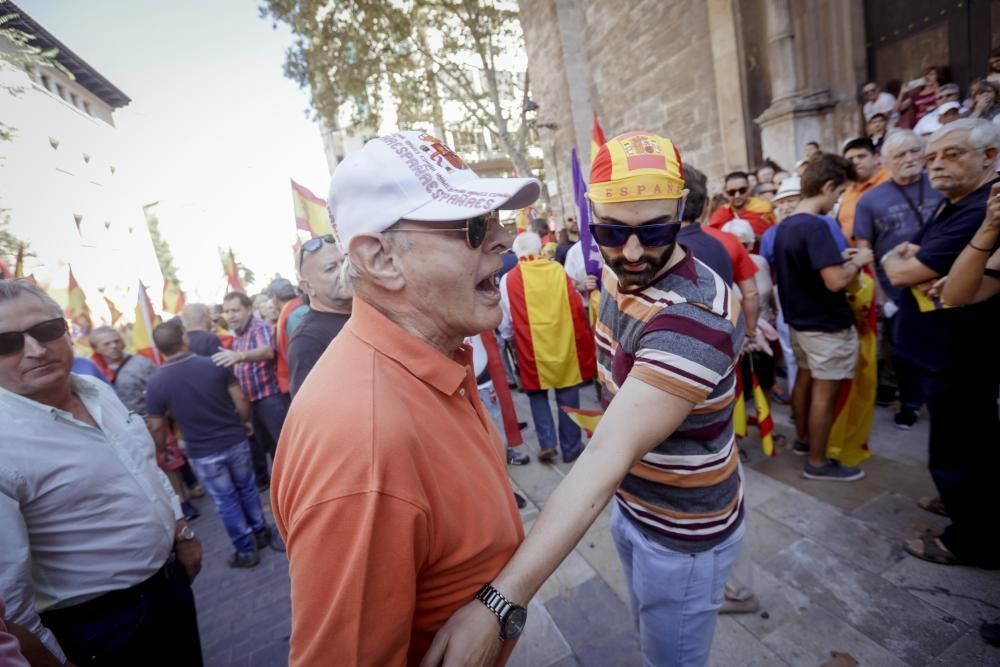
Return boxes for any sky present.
[13,0,331,306]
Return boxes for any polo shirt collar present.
[348,297,469,396]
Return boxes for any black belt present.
[41,558,176,625]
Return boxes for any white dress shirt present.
[0,374,182,661]
[863,92,896,120]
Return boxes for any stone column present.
[707,0,751,171]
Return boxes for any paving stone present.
[928,627,1000,666]
[574,506,630,607]
[732,565,812,641]
[760,605,910,667]
[764,538,968,664]
[743,508,802,564]
[853,455,938,504]
[545,577,641,667]
[507,600,573,667]
[710,616,791,666]
[756,485,902,575]
[742,466,790,509]
[751,449,894,513]
[850,491,950,546]
[880,556,1000,627]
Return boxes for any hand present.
[420,600,502,667]
[841,248,859,261]
[983,183,1000,233]
[919,276,946,297]
[211,349,242,368]
[583,275,598,291]
[852,247,874,266]
[174,537,203,583]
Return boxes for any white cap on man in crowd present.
[722,218,755,247]
[774,175,801,202]
[327,130,540,251]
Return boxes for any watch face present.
[502,607,527,640]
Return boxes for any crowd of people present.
[1,71,999,667]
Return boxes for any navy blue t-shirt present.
[895,178,1000,373]
[186,329,224,357]
[852,173,943,301]
[677,225,734,285]
[146,352,247,458]
[773,213,854,332]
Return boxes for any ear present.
[349,234,405,292]
[984,146,999,166]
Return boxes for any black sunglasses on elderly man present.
[392,210,499,250]
[0,317,68,356]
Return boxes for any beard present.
[602,245,674,290]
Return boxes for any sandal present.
[918,495,948,517]
[904,533,959,565]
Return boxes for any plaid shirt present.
[233,316,281,402]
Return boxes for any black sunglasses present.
[298,234,337,270]
[393,211,499,250]
[589,221,681,248]
[0,317,68,356]
[726,186,749,197]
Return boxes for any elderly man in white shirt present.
[0,280,204,666]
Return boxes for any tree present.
[0,1,72,143]
[142,203,181,286]
[259,0,538,178]
[0,211,32,276]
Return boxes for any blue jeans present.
[189,440,266,554]
[611,504,746,667]
[478,385,507,447]
[526,384,581,458]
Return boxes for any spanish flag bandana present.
[588,131,685,203]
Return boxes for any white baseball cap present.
[773,175,801,202]
[328,130,541,251]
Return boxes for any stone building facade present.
[519,0,1000,220]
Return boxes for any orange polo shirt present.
[271,297,524,667]
[838,167,891,241]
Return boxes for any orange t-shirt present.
[838,167,892,241]
[271,297,524,667]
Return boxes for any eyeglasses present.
[726,186,748,197]
[588,220,681,248]
[0,318,68,356]
[298,234,337,270]
[391,210,499,250]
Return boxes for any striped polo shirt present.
[595,248,745,553]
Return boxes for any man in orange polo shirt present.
[837,137,891,241]
[270,131,540,666]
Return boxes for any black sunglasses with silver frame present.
[391,210,500,250]
[0,317,68,356]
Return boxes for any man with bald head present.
[287,235,353,397]
[180,303,224,357]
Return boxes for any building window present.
[41,75,51,91]
[70,92,79,107]
[56,83,66,100]
[83,100,91,115]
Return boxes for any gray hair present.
[88,326,120,346]
[882,129,925,157]
[180,302,210,328]
[513,232,542,258]
[0,279,64,318]
[928,118,1000,151]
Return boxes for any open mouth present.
[475,271,501,294]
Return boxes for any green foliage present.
[0,1,74,142]
[259,0,536,176]
[0,211,32,270]
[142,204,181,286]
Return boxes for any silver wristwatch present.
[475,583,527,641]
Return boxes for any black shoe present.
[513,492,527,509]
[538,447,557,462]
[255,527,286,553]
[181,501,200,521]
[227,550,261,568]
[506,448,530,465]
[517,421,528,430]
[875,385,898,407]
[894,408,918,430]
[803,460,865,482]
[792,440,809,456]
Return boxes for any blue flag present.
[571,147,602,279]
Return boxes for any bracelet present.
[969,241,993,252]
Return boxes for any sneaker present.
[181,501,200,521]
[803,460,865,482]
[227,550,261,569]
[792,440,809,456]
[513,492,527,509]
[506,448,530,465]
[894,408,918,430]
[538,447,558,462]
[254,527,287,553]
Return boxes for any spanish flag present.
[133,281,162,366]
[66,266,92,332]
[291,179,334,238]
[162,278,186,314]
[560,406,604,438]
[103,296,123,325]
[505,258,596,391]
[515,207,532,234]
[751,371,775,456]
[590,112,607,168]
[221,248,244,292]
